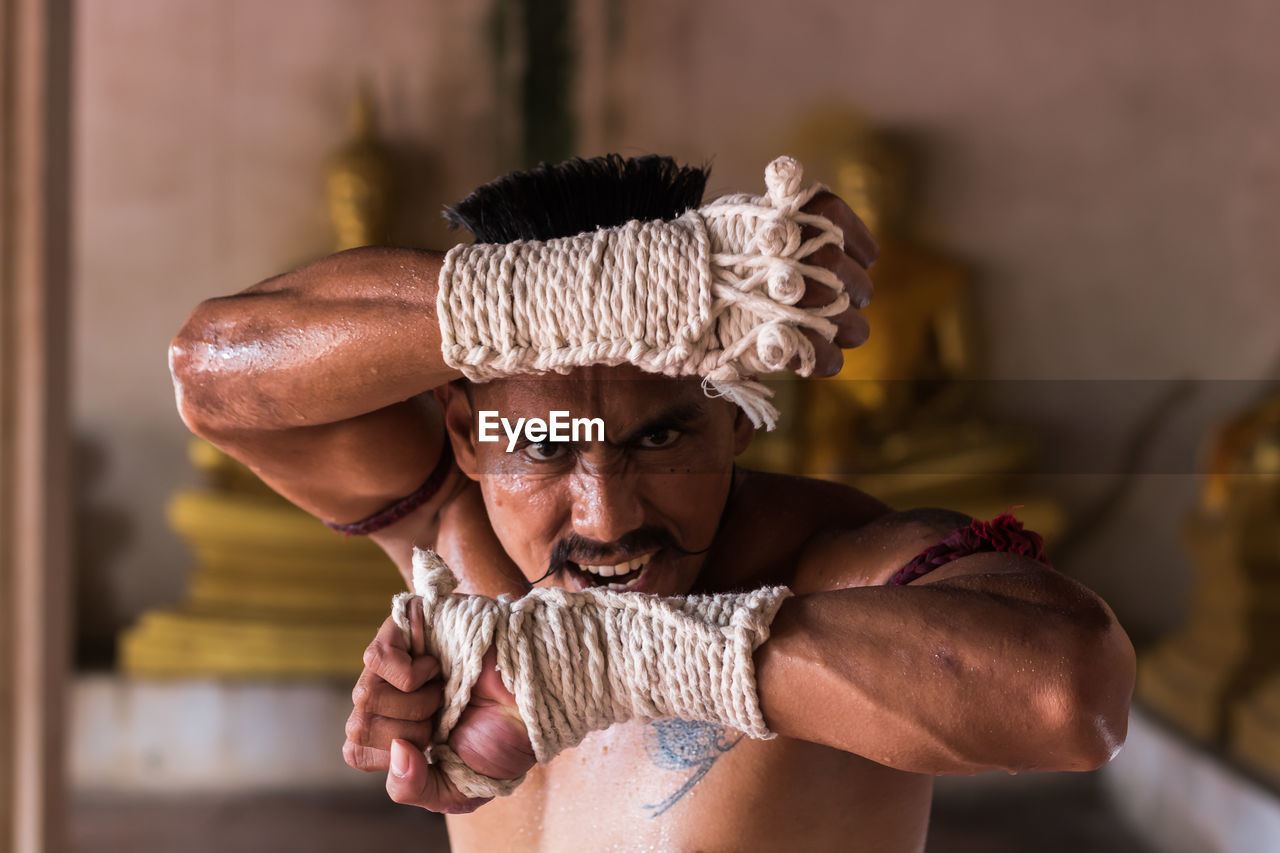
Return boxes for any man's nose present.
[569,467,645,547]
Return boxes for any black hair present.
[443,154,710,243]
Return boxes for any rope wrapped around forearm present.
[389,549,792,800]
[436,156,845,430]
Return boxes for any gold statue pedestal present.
[1236,676,1280,787]
[1227,485,1280,782]
[118,440,404,679]
[1139,382,1280,759]
[1140,504,1280,743]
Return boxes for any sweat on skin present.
[164,152,1136,850]
[476,409,605,452]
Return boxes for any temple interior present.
[3,0,1279,851]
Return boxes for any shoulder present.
[371,472,529,598]
[705,469,894,590]
[790,505,1063,594]
[713,470,987,593]
[731,469,893,534]
[789,505,975,594]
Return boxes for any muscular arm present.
[169,246,460,527]
[754,524,1135,775]
[349,507,1134,813]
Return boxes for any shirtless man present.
[169,154,1135,852]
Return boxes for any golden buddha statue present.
[326,84,395,251]
[821,129,972,432]
[756,110,1059,536]
[119,87,406,678]
[1139,384,1280,751]
[1200,389,1280,514]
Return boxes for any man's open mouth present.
[566,550,658,591]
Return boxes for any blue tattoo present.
[642,719,743,818]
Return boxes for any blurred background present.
[3,0,1280,850]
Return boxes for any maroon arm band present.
[887,512,1052,586]
[324,440,455,536]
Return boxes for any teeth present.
[604,567,651,591]
[579,552,654,579]
[616,556,640,573]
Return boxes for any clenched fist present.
[343,602,535,813]
[792,190,878,376]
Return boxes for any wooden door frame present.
[1,0,73,850]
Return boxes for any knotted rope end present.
[391,548,461,647]
[764,156,804,208]
[412,547,459,599]
[702,377,780,431]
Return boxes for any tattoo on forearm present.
[642,719,743,818]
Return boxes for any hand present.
[343,605,535,814]
[794,191,878,377]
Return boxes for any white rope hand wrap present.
[436,156,845,429]
[389,549,792,800]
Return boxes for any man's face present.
[441,365,753,597]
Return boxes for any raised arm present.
[169,246,462,529]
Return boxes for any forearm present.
[391,551,792,799]
[754,562,1135,774]
[171,246,458,432]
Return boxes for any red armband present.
[888,512,1051,586]
[324,441,455,536]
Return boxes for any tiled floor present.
[73,774,1153,853]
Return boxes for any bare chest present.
[445,720,933,853]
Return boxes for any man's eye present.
[525,441,566,461]
[638,428,680,449]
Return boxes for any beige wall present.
[592,0,1280,642]
[74,0,1280,651]
[602,0,1280,379]
[72,0,505,653]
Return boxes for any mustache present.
[532,526,710,584]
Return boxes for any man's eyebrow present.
[616,403,704,444]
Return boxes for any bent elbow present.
[168,309,233,437]
[1054,618,1137,771]
[1056,701,1130,772]
[169,332,203,434]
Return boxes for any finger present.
[387,739,492,814]
[834,252,873,311]
[344,740,390,773]
[788,332,844,377]
[362,617,413,690]
[804,191,878,268]
[363,617,439,692]
[346,710,437,751]
[794,243,842,309]
[407,597,427,657]
[353,676,444,721]
[831,306,870,351]
[795,245,873,312]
